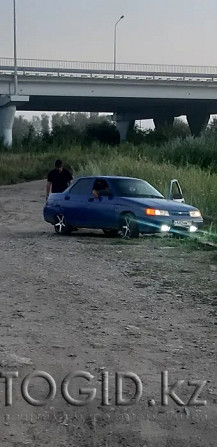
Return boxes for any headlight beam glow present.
[161,225,171,232]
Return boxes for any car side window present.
[69,179,94,195]
[92,179,110,197]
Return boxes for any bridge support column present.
[187,112,210,137]
[114,114,135,141]
[0,95,29,146]
[0,105,16,146]
[153,113,174,130]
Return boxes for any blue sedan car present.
[43,176,203,237]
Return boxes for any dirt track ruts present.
[0,179,217,447]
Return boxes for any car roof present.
[75,175,143,181]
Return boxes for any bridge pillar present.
[153,113,174,130]
[187,112,210,136]
[114,114,135,141]
[0,95,29,146]
[0,105,16,146]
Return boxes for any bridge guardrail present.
[1,57,217,80]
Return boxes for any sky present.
[1,0,217,126]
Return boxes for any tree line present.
[11,112,217,149]
[12,112,120,147]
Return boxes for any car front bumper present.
[138,217,203,234]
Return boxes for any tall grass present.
[77,156,217,220]
[154,134,217,171]
[0,142,217,222]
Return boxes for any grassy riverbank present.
[0,140,217,231]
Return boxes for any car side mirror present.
[171,193,185,203]
[172,193,183,200]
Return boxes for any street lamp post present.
[113,15,124,78]
[13,0,18,94]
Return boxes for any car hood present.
[120,197,198,211]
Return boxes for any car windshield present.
[111,178,164,198]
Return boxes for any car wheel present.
[102,229,119,237]
[54,214,72,235]
[120,213,139,238]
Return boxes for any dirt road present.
[0,180,217,447]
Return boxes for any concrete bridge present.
[1,57,217,145]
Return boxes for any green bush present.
[84,121,120,145]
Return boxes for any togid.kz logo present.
[0,370,207,407]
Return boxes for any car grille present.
[170,211,190,216]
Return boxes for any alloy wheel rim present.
[55,215,66,233]
[122,217,131,238]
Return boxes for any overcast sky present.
[1,0,217,126]
[1,0,217,66]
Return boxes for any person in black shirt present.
[46,159,73,200]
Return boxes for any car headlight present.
[145,208,169,216]
[189,210,202,218]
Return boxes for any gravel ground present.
[0,179,217,447]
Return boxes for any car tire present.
[102,229,119,237]
[54,214,72,235]
[120,213,139,238]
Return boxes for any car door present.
[168,179,185,203]
[87,179,117,229]
[60,178,94,227]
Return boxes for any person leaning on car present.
[46,159,73,200]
